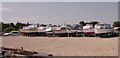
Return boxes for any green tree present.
[4,26,17,33]
[1,22,31,33]
[15,22,22,29]
[16,22,30,29]
[26,22,30,26]
[2,23,9,32]
[90,21,98,24]
[0,22,3,32]
[113,21,120,27]
[3,23,17,33]
[0,22,3,35]
[89,21,99,27]
[79,21,86,26]
[9,23,15,28]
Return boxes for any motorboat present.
[94,23,114,37]
[83,24,94,36]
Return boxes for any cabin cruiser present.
[70,24,83,36]
[83,24,94,36]
[19,25,46,36]
[19,23,119,37]
[94,23,114,37]
[45,26,68,37]
[36,27,47,36]
[19,25,37,33]
[45,24,83,37]
[22,25,36,29]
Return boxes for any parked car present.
[3,33,12,36]
[3,31,20,36]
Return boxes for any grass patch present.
[114,30,120,37]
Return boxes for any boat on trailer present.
[19,25,46,36]
[19,23,119,37]
[19,25,37,36]
[94,23,116,37]
[36,27,46,36]
[83,24,94,37]
[70,24,83,37]
[45,26,68,37]
[45,24,83,37]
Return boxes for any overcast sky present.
[1,0,120,2]
[2,2,118,25]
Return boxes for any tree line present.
[0,22,30,34]
[79,21,99,27]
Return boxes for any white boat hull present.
[94,28,113,34]
[83,29,94,33]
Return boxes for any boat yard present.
[1,23,119,57]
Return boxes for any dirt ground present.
[2,36,118,56]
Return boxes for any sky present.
[2,2,118,25]
[1,0,120,2]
